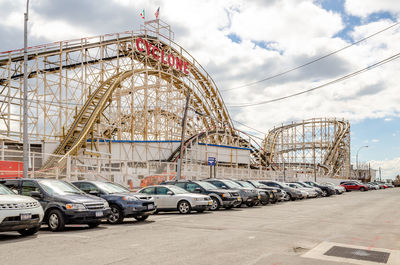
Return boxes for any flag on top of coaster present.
[140,9,145,19]
[155,7,160,19]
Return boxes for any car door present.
[155,187,175,209]
[21,180,48,210]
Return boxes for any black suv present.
[232,180,271,205]
[246,180,284,203]
[258,180,303,201]
[73,181,156,224]
[203,179,260,207]
[161,180,242,210]
[303,181,336,196]
[3,179,111,231]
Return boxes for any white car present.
[287,183,317,198]
[322,182,346,194]
[0,183,44,236]
[137,185,213,214]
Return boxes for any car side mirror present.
[30,191,42,199]
[221,186,228,189]
[194,188,202,193]
[167,191,174,195]
[89,190,100,196]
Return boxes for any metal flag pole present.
[23,0,30,178]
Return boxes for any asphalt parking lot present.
[1,188,399,265]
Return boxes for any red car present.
[340,181,369,192]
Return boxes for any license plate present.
[208,201,213,205]
[237,197,241,201]
[270,194,273,198]
[20,213,31,221]
[147,204,154,210]
[95,211,103,217]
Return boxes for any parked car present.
[203,179,260,207]
[137,185,212,214]
[366,182,380,190]
[385,183,394,188]
[161,180,241,210]
[340,181,369,192]
[232,180,271,205]
[293,181,324,196]
[3,179,110,232]
[245,180,285,203]
[303,181,336,196]
[286,183,317,198]
[0,183,44,236]
[320,182,346,194]
[72,181,156,224]
[258,181,303,201]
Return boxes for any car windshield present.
[39,180,83,196]
[96,182,130,194]
[0,184,15,195]
[289,183,301,188]
[196,181,218,190]
[237,181,254,188]
[168,185,189,194]
[223,180,243,189]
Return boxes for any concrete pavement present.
[1,188,399,265]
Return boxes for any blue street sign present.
[208,157,216,166]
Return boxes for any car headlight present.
[66,203,86,211]
[222,193,231,198]
[122,196,138,201]
[103,201,109,208]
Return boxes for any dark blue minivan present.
[73,181,156,224]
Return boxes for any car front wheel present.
[210,197,220,211]
[178,200,191,214]
[360,187,365,191]
[47,209,65,232]
[108,205,124,224]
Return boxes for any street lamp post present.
[356,145,368,180]
[23,0,30,178]
[176,90,191,180]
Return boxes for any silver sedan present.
[137,185,213,214]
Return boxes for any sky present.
[0,0,399,179]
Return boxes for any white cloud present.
[0,0,399,152]
[371,139,380,143]
[384,117,393,122]
[345,0,400,18]
[369,157,400,179]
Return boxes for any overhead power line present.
[222,21,400,92]
[228,51,400,108]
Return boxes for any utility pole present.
[379,167,382,182]
[176,90,191,180]
[23,0,30,179]
[356,145,368,180]
[283,161,286,182]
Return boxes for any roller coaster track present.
[264,118,350,177]
[41,71,134,169]
[16,30,253,171]
[321,120,350,176]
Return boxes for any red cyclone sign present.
[136,37,190,75]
